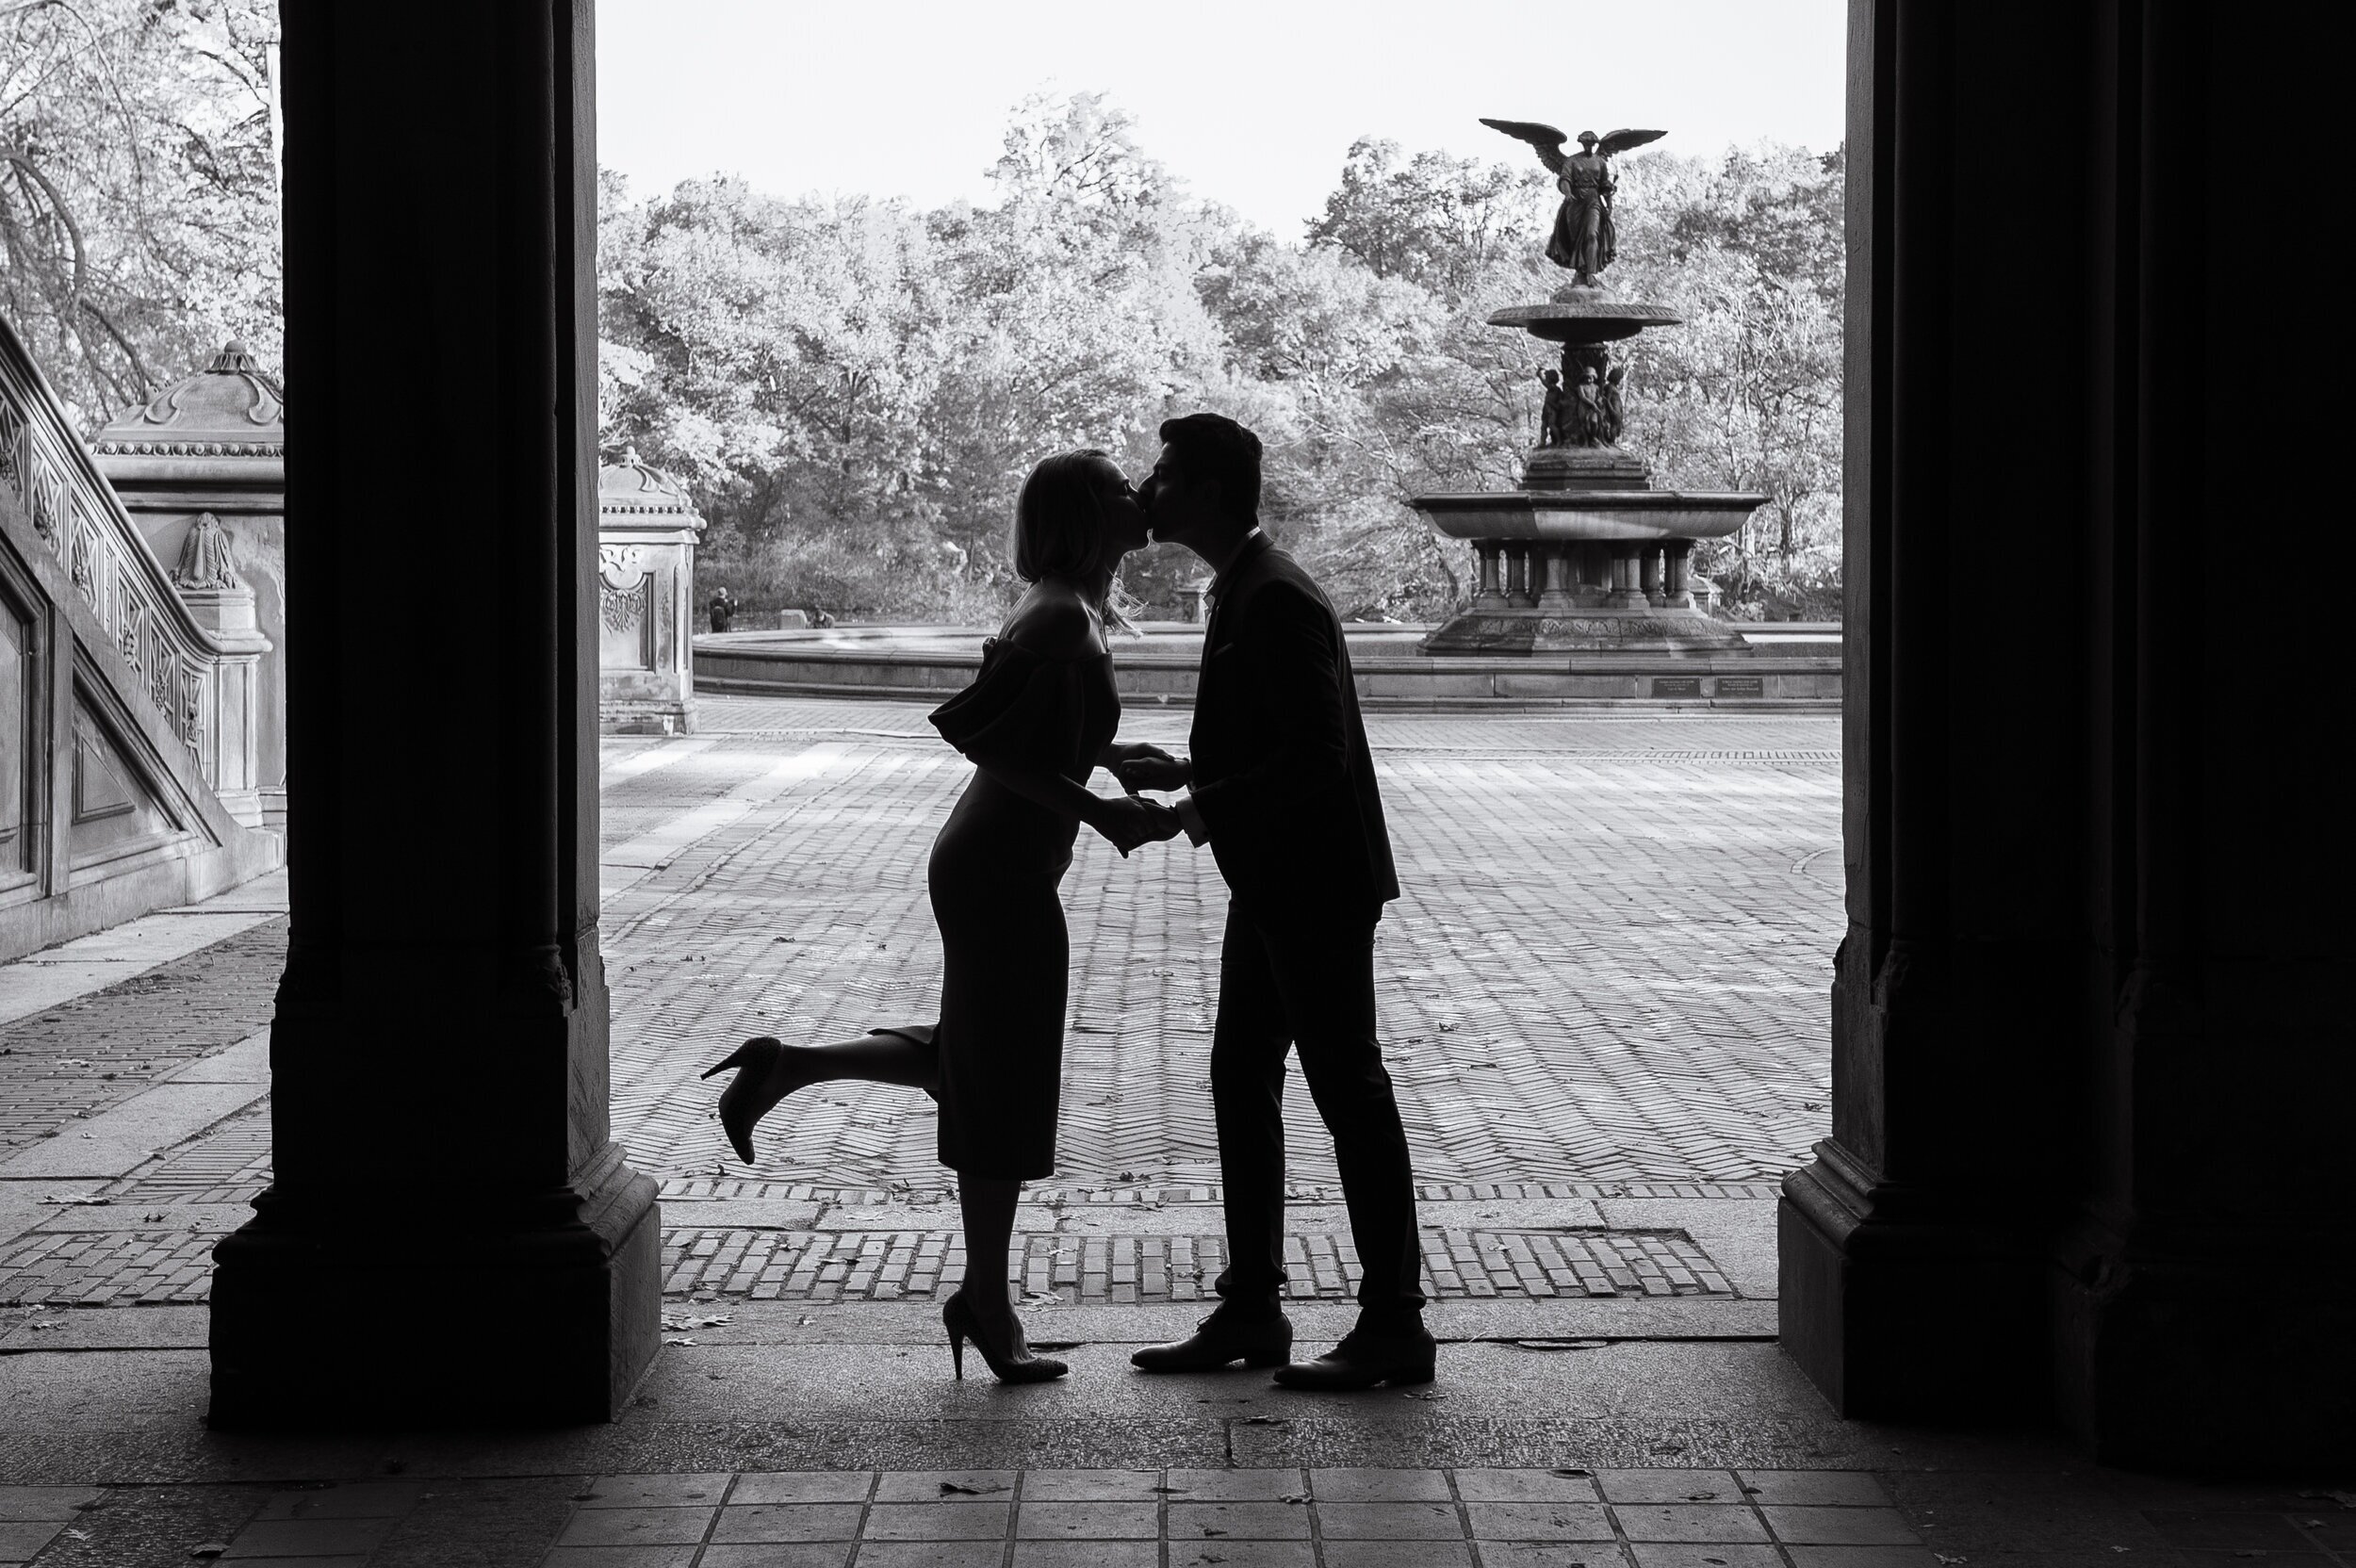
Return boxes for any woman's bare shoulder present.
[1001,585,1104,659]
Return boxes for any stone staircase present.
[0,315,281,961]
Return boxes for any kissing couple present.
[702,414,1432,1393]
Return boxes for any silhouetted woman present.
[701,449,1169,1383]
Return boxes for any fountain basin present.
[1414,489,1770,542]
[1486,300,1682,345]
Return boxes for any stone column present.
[209,1,660,1427]
[1663,541,1694,609]
[1536,546,1575,611]
[1779,0,2349,1470]
[1474,543,1506,610]
[1607,546,1647,609]
[1505,545,1535,609]
[1640,545,1664,607]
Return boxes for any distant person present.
[810,607,836,629]
[707,587,734,633]
[1117,414,1432,1392]
[701,450,1180,1384]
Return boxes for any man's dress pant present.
[1209,900,1425,1331]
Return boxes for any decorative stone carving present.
[90,340,286,829]
[597,460,705,733]
[0,396,21,494]
[597,542,648,591]
[172,512,243,590]
[600,580,646,637]
[29,453,61,542]
[91,341,286,458]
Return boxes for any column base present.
[208,1141,661,1429]
[1778,1139,2045,1419]
[2049,1213,2356,1473]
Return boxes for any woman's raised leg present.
[701,1030,939,1164]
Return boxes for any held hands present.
[1088,794,1183,858]
[1104,742,1193,795]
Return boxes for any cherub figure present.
[1481,121,1667,286]
[1537,368,1566,447]
[1598,361,1628,445]
[1573,367,1606,444]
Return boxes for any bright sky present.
[596,0,1846,235]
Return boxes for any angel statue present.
[1481,121,1666,286]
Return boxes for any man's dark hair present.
[1158,413,1262,523]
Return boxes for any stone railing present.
[0,316,268,819]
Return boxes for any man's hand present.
[1104,741,1192,794]
[1088,795,1181,856]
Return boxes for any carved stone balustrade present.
[0,315,279,962]
[90,343,286,829]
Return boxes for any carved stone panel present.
[0,590,27,877]
[598,544,656,671]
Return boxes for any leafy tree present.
[0,0,280,428]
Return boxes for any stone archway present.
[1778,0,2348,1471]
[209,1,2351,1471]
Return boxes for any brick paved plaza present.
[600,697,1842,1195]
[0,697,1837,1313]
[0,695,2335,1563]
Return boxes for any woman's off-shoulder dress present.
[888,634,1120,1180]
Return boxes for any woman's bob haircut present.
[1013,448,1115,586]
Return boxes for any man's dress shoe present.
[1270,1326,1437,1390]
[1131,1312,1294,1372]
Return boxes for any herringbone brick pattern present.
[604,701,1841,1192]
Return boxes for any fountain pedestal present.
[1414,292,1766,655]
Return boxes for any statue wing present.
[1596,128,1667,157]
[1481,117,1570,173]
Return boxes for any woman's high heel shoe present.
[942,1290,1069,1384]
[700,1037,789,1165]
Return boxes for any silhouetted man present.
[1121,413,1432,1390]
[708,587,735,633]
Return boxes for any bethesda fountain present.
[1415,121,1765,655]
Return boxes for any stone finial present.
[172,513,244,591]
[90,340,285,455]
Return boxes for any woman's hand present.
[1103,741,1192,794]
[1087,794,1182,856]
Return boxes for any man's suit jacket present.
[1187,532,1400,919]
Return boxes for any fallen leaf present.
[938,1480,1007,1495]
[187,1544,228,1560]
